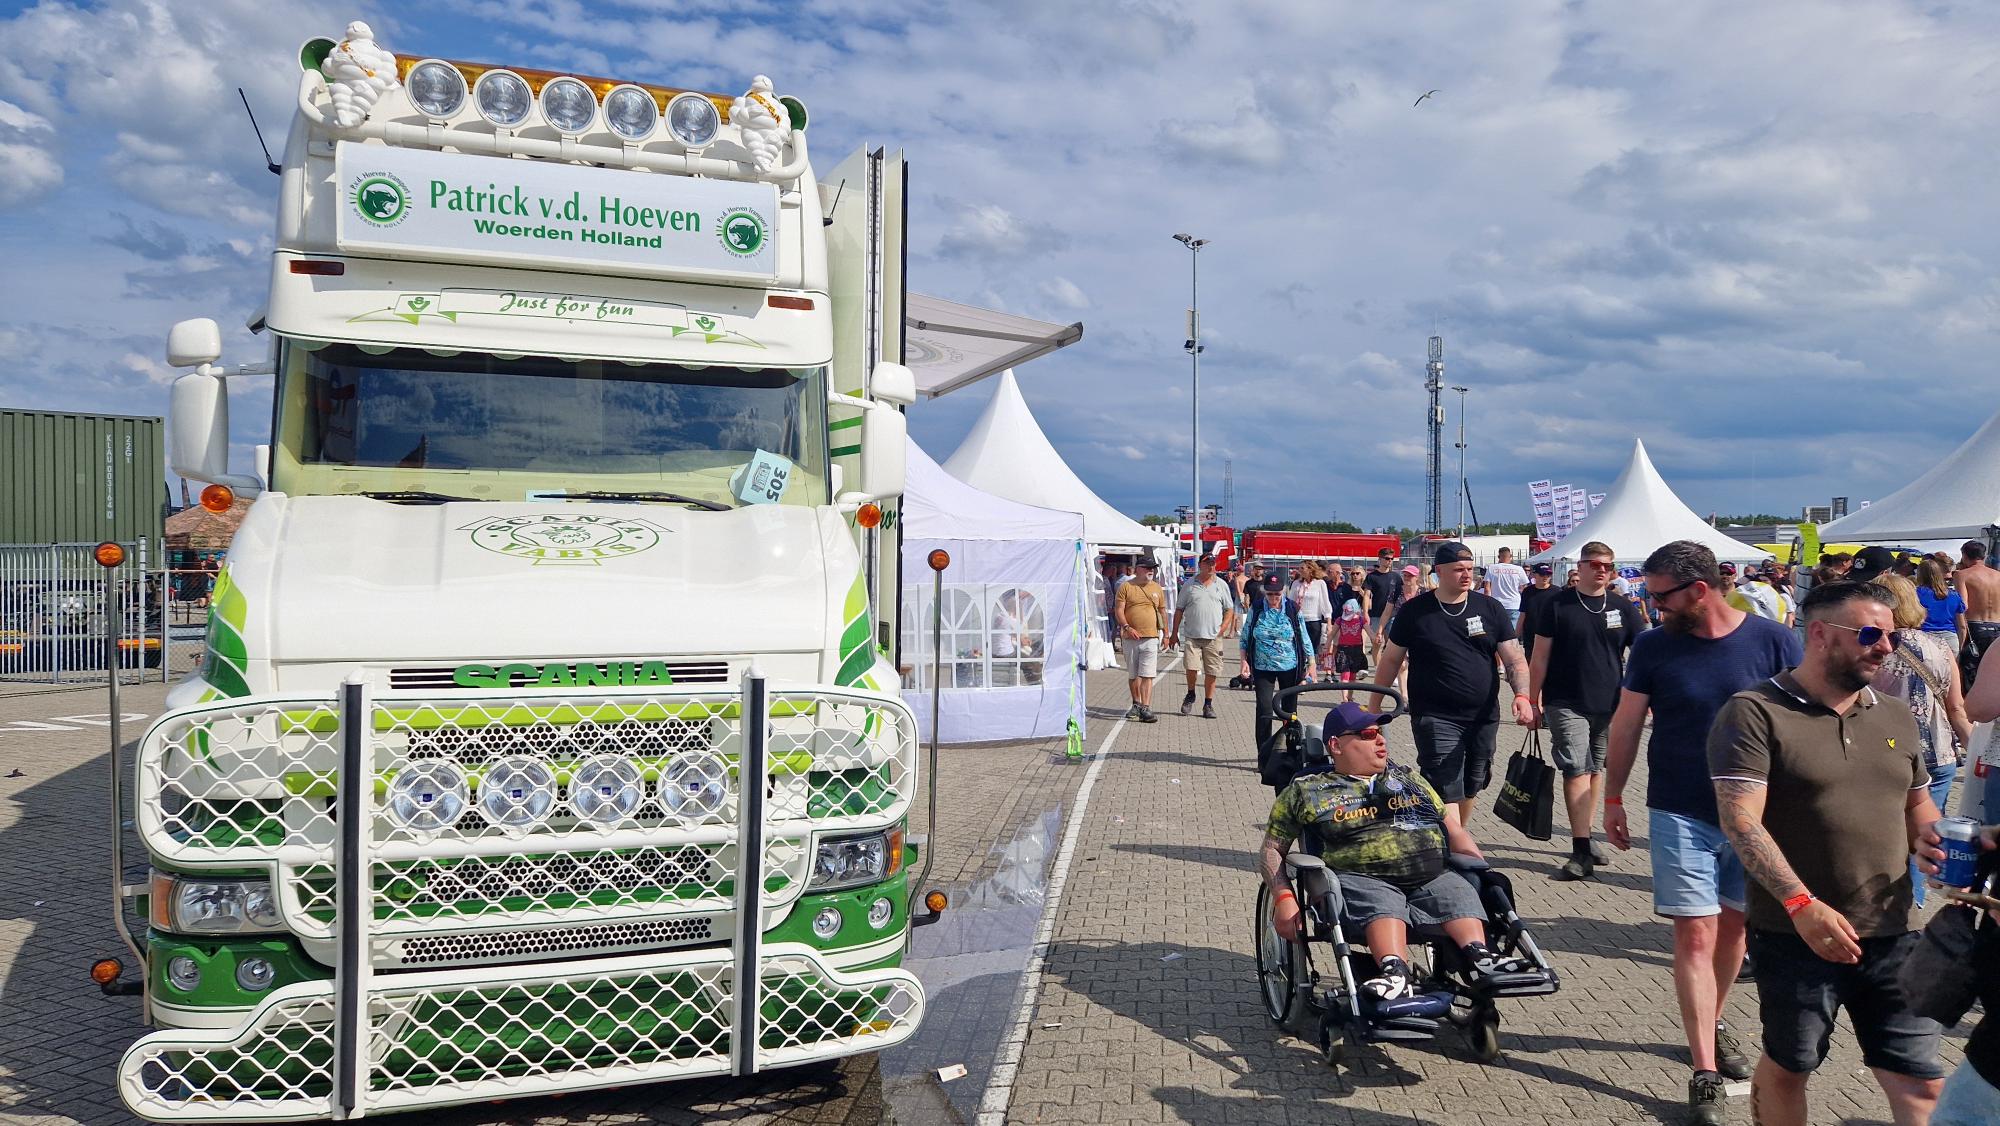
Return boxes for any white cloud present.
[1038,276,1089,311]
[0,98,59,204]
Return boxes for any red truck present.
[1238,530,1403,565]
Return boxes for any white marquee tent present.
[1820,409,2000,547]
[1530,439,1768,566]
[942,370,1171,554]
[899,437,1088,746]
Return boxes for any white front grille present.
[389,660,732,690]
[386,916,718,966]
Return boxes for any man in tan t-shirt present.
[1115,559,1167,722]
[1956,540,2000,688]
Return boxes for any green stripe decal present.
[827,417,864,431]
[201,569,251,699]
[829,443,862,457]
[835,570,874,688]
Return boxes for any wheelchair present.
[1253,682,1560,1066]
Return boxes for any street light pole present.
[1451,385,1469,539]
[1174,233,1208,569]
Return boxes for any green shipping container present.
[0,408,167,557]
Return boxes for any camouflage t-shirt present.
[1265,763,1449,887]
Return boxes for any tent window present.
[902,583,1053,691]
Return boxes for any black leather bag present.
[1898,856,2000,1026]
[1493,730,1555,841]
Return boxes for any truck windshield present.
[272,340,827,507]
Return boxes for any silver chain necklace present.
[1578,589,1608,614]
[1438,591,1471,618]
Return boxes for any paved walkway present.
[1005,668,1969,1125]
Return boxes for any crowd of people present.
[1104,534,2000,1125]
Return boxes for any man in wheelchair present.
[1260,701,1531,1002]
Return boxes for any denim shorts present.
[1748,928,1944,1079]
[1545,705,1609,779]
[1647,809,1745,917]
[1335,870,1486,933]
[1412,714,1498,803]
[1934,1060,2000,1126]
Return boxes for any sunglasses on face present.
[1822,622,1887,646]
[1580,560,1615,572]
[1342,727,1382,740]
[1646,578,1698,602]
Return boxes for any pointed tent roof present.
[902,436,1085,543]
[1820,409,2000,544]
[1530,439,1766,565]
[942,370,1171,551]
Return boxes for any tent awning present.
[1820,409,2000,544]
[905,293,1083,399]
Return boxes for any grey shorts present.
[1335,869,1486,933]
[1749,929,1943,1079]
[1123,637,1160,678]
[1412,714,1498,803]
[1546,705,1610,778]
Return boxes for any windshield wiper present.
[559,490,730,512]
[358,490,481,505]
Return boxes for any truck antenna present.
[238,88,280,175]
[821,178,845,227]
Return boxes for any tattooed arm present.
[1715,776,1861,962]
[1713,779,1806,902]
[1499,638,1536,726]
[1259,831,1295,893]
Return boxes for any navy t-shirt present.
[1621,614,1801,824]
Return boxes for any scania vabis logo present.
[462,513,667,566]
[718,208,767,257]
[350,171,412,228]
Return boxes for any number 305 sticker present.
[731,450,794,505]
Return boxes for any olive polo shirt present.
[1706,671,1927,937]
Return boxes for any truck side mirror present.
[870,362,916,406]
[169,371,262,494]
[854,408,906,500]
[166,318,223,368]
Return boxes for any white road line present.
[975,654,1180,1125]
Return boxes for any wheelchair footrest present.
[1359,1018,1442,1042]
[1472,970,1558,997]
[1363,990,1455,1020]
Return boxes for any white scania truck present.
[104,21,936,1120]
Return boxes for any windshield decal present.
[344,288,766,348]
[461,513,668,566]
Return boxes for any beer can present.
[1936,816,1983,889]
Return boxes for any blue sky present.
[3,0,1997,530]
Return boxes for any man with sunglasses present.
[1527,542,1645,881]
[1261,702,1525,1002]
[1707,581,1947,1126]
[1604,540,1802,1125]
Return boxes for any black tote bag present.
[1493,729,1555,841]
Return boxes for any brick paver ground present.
[1006,669,1971,1125]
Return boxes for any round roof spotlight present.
[539,76,598,135]
[477,756,558,832]
[603,84,659,142]
[473,69,534,128]
[406,60,467,119]
[570,755,645,827]
[665,91,721,150]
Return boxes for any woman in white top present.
[1292,561,1332,678]
[1869,573,1974,906]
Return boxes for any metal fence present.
[0,542,179,685]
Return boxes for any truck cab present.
[114,23,929,1121]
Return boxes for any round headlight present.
[242,884,282,930]
[539,76,597,135]
[570,754,644,827]
[603,85,658,142]
[473,69,534,128]
[868,897,895,929]
[812,906,842,940]
[665,92,721,149]
[167,955,201,992]
[386,761,469,834]
[235,956,276,992]
[660,755,727,821]
[477,756,558,831]
[407,60,467,119]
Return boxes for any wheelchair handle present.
[1272,681,1406,724]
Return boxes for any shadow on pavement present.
[1042,936,1696,1124]
[1109,841,1259,874]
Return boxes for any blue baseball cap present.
[1324,701,1386,737]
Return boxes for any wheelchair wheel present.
[1254,883,1305,1028]
[1467,1005,1502,1063]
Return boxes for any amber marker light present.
[927,549,950,572]
[767,295,814,310]
[92,542,125,568]
[856,503,882,529]
[925,890,949,913]
[199,484,234,513]
[90,958,123,985]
